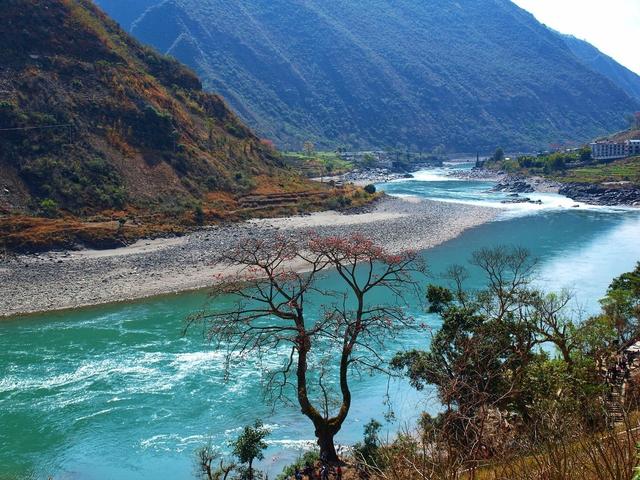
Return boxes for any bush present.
[0,100,15,112]
[364,184,376,195]
[194,204,205,225]
[326,195,352,210]
[276,450,320,480]
[39,198,58,218]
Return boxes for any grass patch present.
[282,151,354,177]
[551,156,640,185]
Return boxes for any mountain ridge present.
[95,0,640,152]
[558,32,640,102]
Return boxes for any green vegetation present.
[364,184,377,195]
[193,204,205,225]
[196,420,270,480]
[353,419,384,470]
[275,450,320,480]
[486,142,640,186]
[487,147,592,175]
[20,155,127,213]
[282,151,353,178]
[230,421,270,480]
[38,199,58,218]
[553,157,640,184]
[383,251,640,479]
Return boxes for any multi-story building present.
[628,139,640,157]
[591,139,640,160]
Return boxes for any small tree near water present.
[196,443,236,480]
[492,147,505,162]
[353,419,383,469]
[187,234,425,463]
[231,420,270,480]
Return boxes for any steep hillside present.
[560,33,640,103]
[609,127,640,142]
[0,0,359,251]
[95,0,639,152]
[0,0,322,216]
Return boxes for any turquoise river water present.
[2,164,640,479]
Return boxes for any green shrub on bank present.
[276,450,320,480]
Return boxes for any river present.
[2,165,640,479]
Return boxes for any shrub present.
[276,450,320,480]
[364,184,376,195]
[0,100,15,111]
[426,284,454,313]
[339,196,352,208]
[39,198,58,218]
[194,204,205,225]
[326,195,352,210]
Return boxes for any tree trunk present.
[295,326,347,465]
[316,425,339,463]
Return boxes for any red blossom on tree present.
[186,234,425,462]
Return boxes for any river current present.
[2,165,640,479]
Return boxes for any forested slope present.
[96,0,639,151]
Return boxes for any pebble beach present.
[0,196,498,317]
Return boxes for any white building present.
[591,139,640,160]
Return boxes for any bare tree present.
[470,245,537,322]
[530,291,576,366]
[196,443,236,480]
[187,234,425,462]
[303,141,315,157]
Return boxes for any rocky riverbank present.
[446,167,505,181]
[557,183,640,206]
[0,196,499,317]
[483,173,640,206]
[323,168,414,186]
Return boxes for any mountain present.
[88,0,159,31]
[609,126,640,143]
[0,0,300,218]
[93,0,639,152]
[559,33,640,103]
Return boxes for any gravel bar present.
[0,197,498,317]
